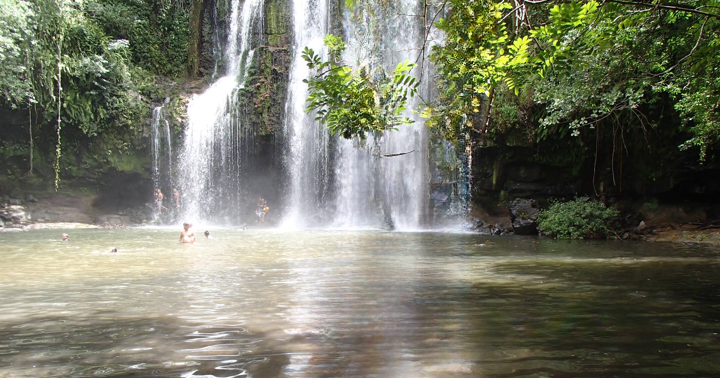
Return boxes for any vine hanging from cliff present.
[54,1,66,191]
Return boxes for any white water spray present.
[178,0,265,224]
[281,0,331,229]
[333,0,430,230]
[151,103,173,192]
[175,0,465,229]
[283,0,443,230]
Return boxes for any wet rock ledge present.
[0,193,144,231]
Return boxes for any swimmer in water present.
[62,233,69,242]
[179,223,196,244]
[204,230,210,238]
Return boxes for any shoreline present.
[0,222,101,231]
[642,224,720,245]
[29,222,102,230]
[3,221,719,246]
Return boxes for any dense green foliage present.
[430,0,720,162]
[537,197,619,239]
[0,0,193,189]
[425,0,533,142]
[0,0,34,106]
[302,35,419,139]
[86,0,192,77]
[307,0,719,187]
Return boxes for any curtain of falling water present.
[151,106,162,192]
[332,0,431,230]
[164,105,173,189]
[282,0,463,230]
[177,0,265,224]
[177,0,463,228]
[151,104,174,195]
[282,0,331,229]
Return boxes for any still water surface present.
[0,228,719,377]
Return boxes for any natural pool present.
[0,228,719,377]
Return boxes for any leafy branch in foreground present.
[425,0,533,142]
[302,34,419,139]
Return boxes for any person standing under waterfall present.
[155,188,164,215]
[172,188,180,209]
[261,203,269,222]
[256,197,267,222]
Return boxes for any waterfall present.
[281,0,331,229]
[429,135,472,229]
[177,0,265,224]
[151,106,162,191]
[332,1,431,230]
[174,0,466,229]
[283,0,454,230]
[150,103,173,193]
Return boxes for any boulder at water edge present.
[509,199,540,235]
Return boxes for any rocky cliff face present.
[196,0,292,215]
[468,129,720,235]
[237,0,291,137]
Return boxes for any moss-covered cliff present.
[237,0,291,136]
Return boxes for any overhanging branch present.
[602,0,720,19]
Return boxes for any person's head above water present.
[204,230,210,238]
[62,233,69,241]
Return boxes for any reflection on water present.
[0,229,719,377]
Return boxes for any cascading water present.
[283,0,458,230]
[175,0,465,228]
[281,0,331,228]
[429,134,472,228]
[177,0,264,224]
[150,102,173,193]
[333,1,431,230]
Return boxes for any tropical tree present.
[428,0,720,161]
[0,0,165,188]
[0,0,36,108]
[302,34,419,139]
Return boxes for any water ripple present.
[1,229,719,377]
